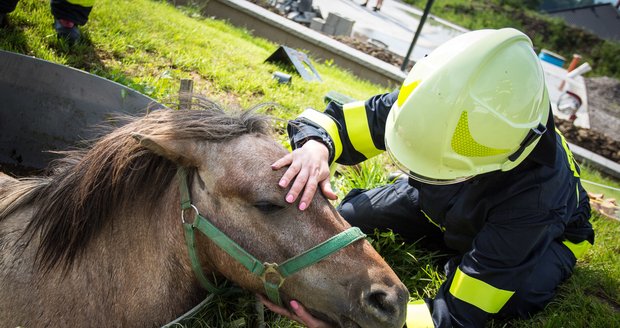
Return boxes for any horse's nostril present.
[361,284,408,327]
[367,291,395,315]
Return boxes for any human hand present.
[257,294,335,328]
[271,140,337,210]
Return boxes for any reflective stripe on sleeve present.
[343,101,382,159]
[66,0,95,7]
[563,239,592,259]
[555,128,580,178]
[449,267,514,314]
[298,108,343,161]
[406,299,434,328]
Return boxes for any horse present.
[0,102,408,328]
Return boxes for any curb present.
[570,142,620,180]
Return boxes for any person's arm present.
[272,91,398,209]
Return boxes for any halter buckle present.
[261,262,285,287]
[181,204,199,224]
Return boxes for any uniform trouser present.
[0,0,92,25]
[337,178,577,320]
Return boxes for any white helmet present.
[385,28,549,185]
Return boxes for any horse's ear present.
[131,133,198,166]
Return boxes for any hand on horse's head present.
[271,139,337,211]
[257,294,335,328]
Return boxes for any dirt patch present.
[333,36,414,71]
[557,118,620,163]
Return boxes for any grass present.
[0,0,387,116]
[1,0,619,327]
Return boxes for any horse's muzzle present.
[355,282,409,328]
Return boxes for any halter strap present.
[177,167,366,306]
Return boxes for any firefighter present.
[264,28,595,327]
[0,0,94,44]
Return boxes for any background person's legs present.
[50,0,93,26]
[0,0,19,14]
[0,0,20,26]
[374,0,383,11]
[50,0,94,43]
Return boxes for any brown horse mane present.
[0,99,273,272]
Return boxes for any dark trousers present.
[337,178,576,319]
[337,178,447,249]
[0,0,92,25]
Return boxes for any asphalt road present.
[312,0,468,61]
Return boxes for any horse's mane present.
[0,99,273,271]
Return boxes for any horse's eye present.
[253,201,284,214]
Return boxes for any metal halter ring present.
[181,204,199,224]
[261,263,285,287]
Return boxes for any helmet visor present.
[386,144,474,185]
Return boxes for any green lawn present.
[1,0,618,327]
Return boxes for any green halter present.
[177,167,366,306]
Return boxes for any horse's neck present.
[51,186,206,325]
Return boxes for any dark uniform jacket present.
[287,91,594,327]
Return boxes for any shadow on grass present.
[1,12,110,77]
[0,11,149,99]
[0,16,31,54]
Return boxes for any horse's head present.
[133,108,408,328]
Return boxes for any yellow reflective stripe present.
[343,101,382,159]
[298,109,343,161]
[397,80,420,108]
[449,267,514,313]
[66,0,95,7]
[563,239,592,259]
[555,128,580,177]
[576,184,580,208]
[406,299,434,328]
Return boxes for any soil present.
[333,36,414,71]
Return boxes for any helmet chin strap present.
[508,123,547,162]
